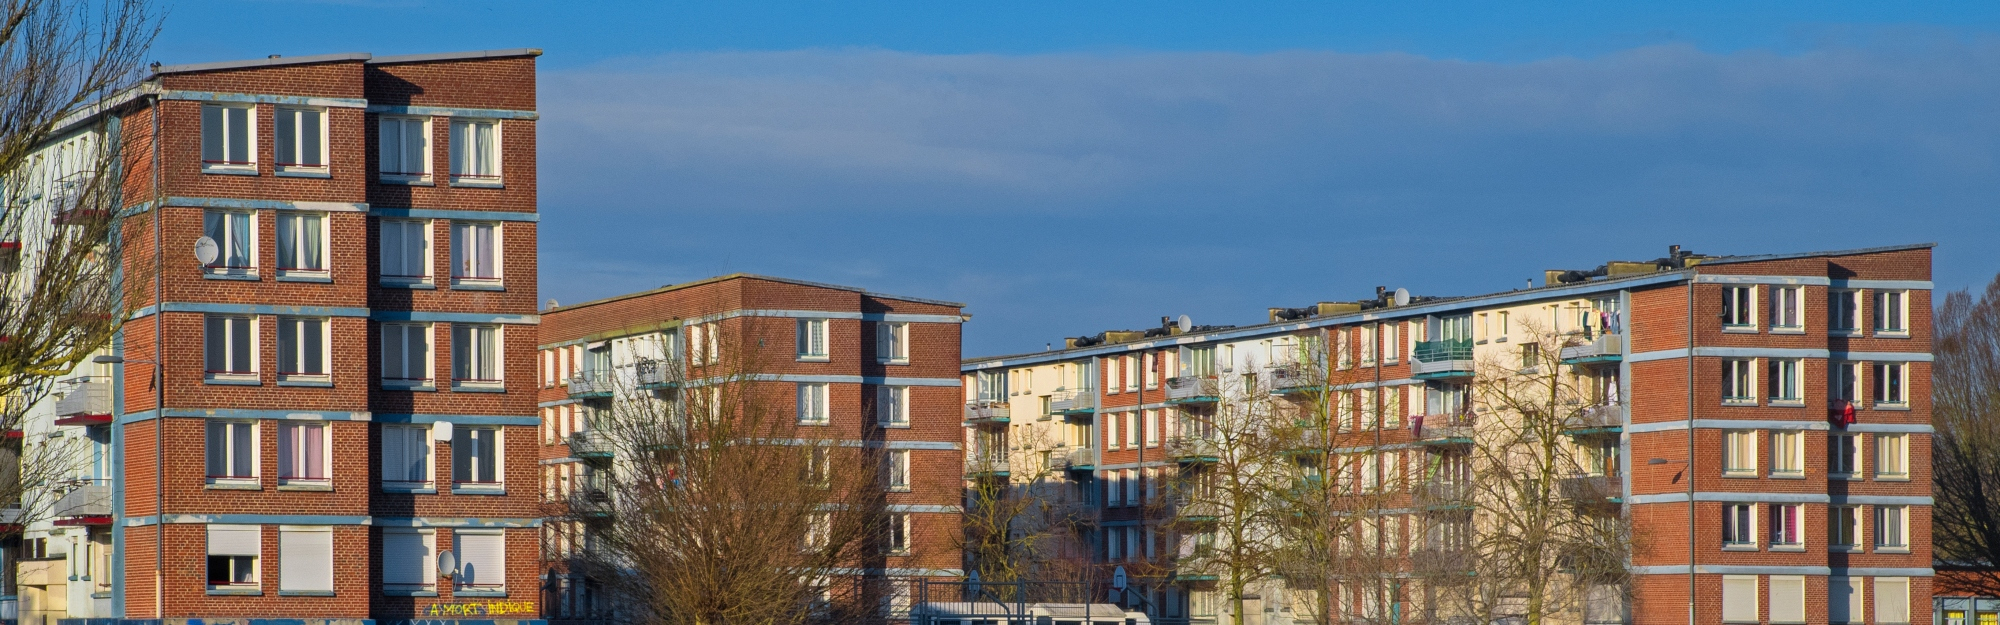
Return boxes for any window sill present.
[795,355,830,363]
[451,383,506,393]
[1721,544,1759,552]
[382,587,438,597]
[1494,337,1508,343]
[203,272,261,281]
[276,272,332,283]
[1873,403,1911,411]
[889,486,911,493]
[1873,332,1911,339]
[1876,546,1912,554]
[1830,545,1864,553]
[278,589,336,597]
[380,382,436,392]
[1770,327,1806,335]
[876,422,910,429]
[205,376,261,386]
[202,166,258,176]
[1829,329,1863,337]
[450,280,505,291]
[452,588,508,598]
[378,280,435,290]
[1722,400,1757,407]
[278,377,333,388]
[278,481,333,492]
[274,169,331,179]
[206,480,261,490]
[1769,400,1806,407]
[449,178,505,189]
[206,587,263,596]
[877,359,910,365]
[1770,472,1806,480]
[451,484,506,495]
[1875,475,1912,482]
[1721,326,1760,334]
[1721,471,1759,479]
[1770,544,1806,552]
[1830,473,1858,481]
[380,483,436,494]
[798,420,830,427]
[378,177,434,186]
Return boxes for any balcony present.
[1411,340,1475,379]
[568,372,614,399]
[1413,480,1473,510]
[1050,389,1095,416]
[1411,547,1474,575]
[1278,427,1327,458]
[965,456,1010,478]
[51,480,110,525]
[571,488,613,518]
[635,359,678,390]
[1178,500,1222,523]
[1411,413,1474,445]
[1565,403,1624,435]
[1263,365,1322,395]
[568,430,614,459]
[964,400,1011,425]
[1045,447,1096,472]
[53,378,111,426]
[1165,376,1220,404]
[1558,475,1621,504]
[1168,436,1221,464]
[1559,333,1624,365]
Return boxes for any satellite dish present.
[1393,288,1411,307]
[193,236,219,266]
[1112,565,1128,590]
[437,550,458,579]
[1176,315,1193,333]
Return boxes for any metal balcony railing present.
[1165,376,1220,403]
[1168,436,1221,463]
[54,378,111,425]
[1411,340,1475,378]
[964,400,1011,424]
[635,359,677,389]
[568,430,614,459]
[570,488,613,517]
[1568,403,1624,433]
[1411,547,1474,574]
[965,456,1010,477]
[1413,480,1473,509]
[1050,389,1095,415]
[1262,365,1321,394]
[1558,475,1620,503]
[1411,413,1475,444]
[568,372,614,398]
[52,480,110,521]
[1559,333,1624,365]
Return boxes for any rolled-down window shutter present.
[279,527,334,592]
[1769,576,1805,624]
[1874,578,1909,625]
[1721,576,1758,624]
[207,525,261,557]
[1829,577,1859,624]
[456,532,505,588]
[382,531,433,586]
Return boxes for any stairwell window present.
[1831,289,1863,335]
[380,323,433,390]
[796,319,829,361]
[449,119,502,186]
[449,221,502,289]
[451,324,503,391]
[886,513,911,554]
[205,420,258,486]
[380,424,434,489]
[877,322,909,364]
[1768,359,1802,405]
[204,314,258,384]
[277,422,329,488]
[1770,504,1803,550]
[202,210,256,277]
[1875,433,1909,480]
[1722,430,1757,477]
[274,212,327,280]
[1872,362,1908,409]
[1721,503,1757,549]
[206,525,261,593]
[1770,286,1804,332]
[201,104,256,173]
[1721,359,1756,405]
[1874,505,1909,552]
[887,450,910,492]
[1721,286,1758,331]
[452,426,503,492]
[877,385,909,427]
[273,107,327,176]
[276,316,329,384]
[797,383,829,425]
[378,116,431,183]
[1874,290,1909,337]
[1834,362,1861,405]
[379,219,432,286]
[1830,506,1860,550]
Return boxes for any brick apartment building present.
[962,244,1934,625]
[5,49,546,624]
[534,274,968,621]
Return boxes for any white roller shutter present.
[207,525,261,556]
[455,532,505,589]
[1769,576,1805,624]
[279,527,333,592]
[1830,577,1862,624]
[382,530,434,586]
[1875,577,1910,625]
[1721,575,1758,624]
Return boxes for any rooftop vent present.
[1545,245,1715,286]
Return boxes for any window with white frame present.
[1833,361,1861,404]
[203,210,255,275]
[1723,430,1757,477]
[1336,330,1352,370]
[887,449,910,491]
[1145,409,1159,447]
[206,525,260,590]
[1721,359,1756,404]
[1124,412,1138,448]
[276,316,328,383]
[205,314,257,382]
[797,383,828,425]
[886,513,911,554]
[1875,505,1908,550]
[273,107,327,174]
[1384,323,1400,363]
[1829,576,1863,624]
[449,221,501,287]
[1873,362,1907,408]
[1874,290,1909,336]
[877,322,909,364]
[1721,286,1757,329]
[1721,575,1758,623]
[1830,505,1859,549]
[451,324,503,389]
[201,104,255,172]
[278,422,328,485]
[449,119,501,184]
[206,420,257,483]
[380,322,433,388]
[1722,503,1756,548]
[1124,356,1139,391]
[1770,504,1802,549]
[454,531,506,593]
[382,529,436,592]
[379,219,432,284]
[1767,359,1801,404]
[378,116,431,182]
[797,319,828,361]
[1874,577,1910,625]
[805,513,831,551]
[1770,286,1803,331]
[1769,576,1806,624]
[1360,326,1377,365]
[274,212,326,278]
[1831,289,1862,333]
[1771,430,1803,477]
[877,385,908,426]
[1830,434,1859,477]
[381,424,433,485]
[1124,468,1139,503]
[542,350,555,388]
[278,526,333,593]
[1875,433,1909,479]
[452,426,502,487]
[1105,471,1122,506]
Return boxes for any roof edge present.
[368,48,544,65]
[1699,242,1937,266]
[544,273,964,315]
[153,52,371,76]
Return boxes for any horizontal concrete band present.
[682,374,961,388]
[1627,492,1933,506]
[1628,347,1932,363]
[1632,565,1933,577]
[160,89,368,108]
[123,514,542,528]
[119,409,536,426]
[128,303,539,325]
[1627,420,1934,434]
[1693,275,1935,291]
[121,197,541,223]
[366,103,540,120]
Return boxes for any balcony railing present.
[569,372,614,398]
[965,456,1010,477]
[1263,365,1321,394]
[1168,436,1221,463]
[54,378,111,426]
[570,488,614,518]
[1567,403,1624,433]
[1178,500,1222,522]
[1559,333,1625,365]
[1165,376,1220,403]
[1558,475,1620,503]
[636,359,677,389]
[1411,547,1474,574]
[1413,480,1473,509]
[964,400,1011,424]
[568,430,614,459]
[1050,389,1095,416]
[1411,340,1475,379]
[1066,447,1094,470]
[51,480,110,524]
[1411,413,1474,444]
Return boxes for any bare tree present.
[1933,273,2000,596]
[961,424,1097,594]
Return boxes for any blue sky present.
[161,2,2000,356]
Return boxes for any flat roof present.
[544,272,966,315]
[150,48,542,76]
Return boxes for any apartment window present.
[273,107,327,175]
[1721,286,1757,329]
[449,119,501,185]
[1360,388,1379,430]
[1124,468,1139,504]
[451,324,503,390]
[1831,289,1862,334]
[1124,356,1139,391]
[1520,343,1540,370]
[454,531,506,593]
[206,525,260,590]
[201,104,255,172]
[1830,434,1859,477]
[1833,361,1861,404]
[1875,505,1909,550]
[203,210,255,275]
[1874,290,1909,336]
[1770,286,1803,331]
[542,350,555,388]
[276,316,328,383]
[274,212,326,278]
[381,424,433,486]
[382,529,436,592]
[797,319,828,361]
[1722,430,1757,476]
[887,450,910,492]
[1721,575,1758,623]
[1874,578,1910,625]
[1336,331,1352,370]
[277,526,333,593]
[877,322,909,364]
[277,422,328,486]
[1721,359,1756,404]
[1830,506,1859,549]
[380,323,433,389]
[1829,577,1863,624]
[1722,503,1756,548]
[1383,323,1399,363]
[204,314,257,382]
[797,383,829,425]
[877,386,909,426]
[886,513,911,554]
[449,221,502,287]
[1144,409,1159,447]
[1495,311,1510,342]
[379,219,432,285]
[1771,430,1803,477]
[1769,576,1806,624]
[1873,362,1908,408]
[378,116,431,182]
[206,420,257,483]
[1360,326,1377,365]
[1124,412,1138,448]
[452,426,502,487]
[1875,433,1909,479]
[1106,471,1122,506]
[1770,504,1802,549]
[1767,359,1801,404]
